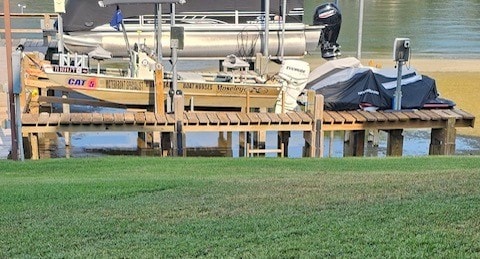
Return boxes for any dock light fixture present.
[17,4,26,13]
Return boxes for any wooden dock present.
[20,95,475,159]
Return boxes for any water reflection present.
[37,130,480,159]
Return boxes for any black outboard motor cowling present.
[314,3,342,59]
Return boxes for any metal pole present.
[156,4,163,62]
[263,0,270,57]
[357,0,364,59]
[3,0,19,160]
[57,15,64,53]
[13,50,24,160]
[171,3,177,97]
[279,0,287,62]
[394,61,403,110]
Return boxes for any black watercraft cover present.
[306,57,455,110]
[62,0,304,32]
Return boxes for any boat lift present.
[99,0,186,113]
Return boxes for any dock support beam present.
[386,129,404,156]
[429,118,456,155]
[304,94,324,157]
[174,95,185,157]
[344,130,365,157]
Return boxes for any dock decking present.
[20,94,475,159]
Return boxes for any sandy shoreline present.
[303,56,480,73]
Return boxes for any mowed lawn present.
[1,156,479,257]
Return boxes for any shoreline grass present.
[1,156,479,257]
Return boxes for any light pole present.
[17,4,26,13]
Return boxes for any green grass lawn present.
[1,156,479,257]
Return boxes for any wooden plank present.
[336,111,357,123]
[277,113,291,124]
[217,112,230,125]
[195,112,210,125]
[451,109,475,120]
[134,112,146,125]
[328,111,346,123]
[286,112,302,124]
[392,112,410,121]
[81,113,92,124]
[257,113,271,124]
[185,112,199,125]
[21,113,38,126]
[266,112,281,124]
[348,111,367,123]
[102,113,115,125]
[47,113,60,126]
[206,112,220,125]
[322,111,335,124]
[91,113,103,125]
[296,112,313,124]
[419,110,442,121]
[356,110,377,122]
[377,111,398,122]
[413,110,430,121]
[113,113,125,125]
[368,111,388,122]
[165,114,176,125]
[226,113,240,125]
[145,112,157,125]
[59,113,71,125]
[70,113,82,125]
[247,113,260,124]
[155,113,167,125]
[124,113,135,124]
[236,112,250,124]
[432,109,462,119]
[401,110,421,120]
[37,112,49,126]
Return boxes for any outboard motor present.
[274,60,310,113]
[313,3,342,59]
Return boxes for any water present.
[306,0,480,58]
[2,0,480,158]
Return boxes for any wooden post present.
[328,131,334,157]
[429,118,456,155]
[277,131,290,157]
[62,92,70,146]
[304,94,323,157]
[344,130,365,157]
[314,95,324,158]
[238,131,246,157]
[29,133,39,160]
[155,66,165,114]
[174,95,185,157]
[386,129,404,156]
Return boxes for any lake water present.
[2,0,480,158]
